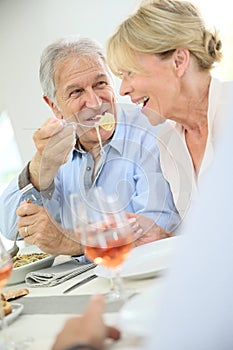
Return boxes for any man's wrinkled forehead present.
[55,53,109,78]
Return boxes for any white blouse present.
[157,77,233,219]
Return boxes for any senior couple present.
[0,35,181,252]
[1,0,233,349]
[0,35,180,252]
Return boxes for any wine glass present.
[70,188,134,301]
[0,236,13,349]
[0,237,33,349]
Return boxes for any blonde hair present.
[106,0,222,77]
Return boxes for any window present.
[0,111,23,194]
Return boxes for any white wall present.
[1,0,232,165]
[0,0,139,163]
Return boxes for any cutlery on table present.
[63,274,98,294]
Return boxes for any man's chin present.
[98,127,114,140]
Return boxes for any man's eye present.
[70,89,82,97]
[95,81,108,87]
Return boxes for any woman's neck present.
[170,74,211,132]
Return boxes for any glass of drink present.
[70,187,134,301]
[0,237,33,349]
[0,236,13,348]
[0,239,12,290]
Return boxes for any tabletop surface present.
[2,254,163,350]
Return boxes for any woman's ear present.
[173,49,190,77]
[43,95,63,119]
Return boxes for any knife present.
[63,274,98,294]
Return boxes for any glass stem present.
[109,268,123,298]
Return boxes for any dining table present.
[2,252,167,350]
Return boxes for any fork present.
[8,231,20,258]
[8,198,33,258]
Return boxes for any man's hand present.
[29,118,76,190]
[16,201,83,256]
[127,213,173,247]
[51,295,120,350]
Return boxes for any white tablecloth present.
[3,255,160,350]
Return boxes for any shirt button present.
[86,166,91,171]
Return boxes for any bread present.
[0,294,12,316]
[1,299,12,316]
[0,288,29,317]
[2,288,29,301]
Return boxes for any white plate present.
[95,236,178,280]
[7,245,56,285]
[0,303,24,326]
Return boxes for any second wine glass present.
[0,236,14,349]
[0,237,33,349]
[70,188,134,301]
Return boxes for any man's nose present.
[85,90,102,109]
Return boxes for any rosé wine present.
[85,235,133,269]
[0,262,12,289]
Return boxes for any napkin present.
[25,260,96,287]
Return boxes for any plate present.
[95,236,178,280]
[0,303,24,326]
[7,245,56,285]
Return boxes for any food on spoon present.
[0,293,12,316]
[95,113,115,130]
[12,253,49,268]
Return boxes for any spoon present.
[8,230,20,258]
[24,113,115,131]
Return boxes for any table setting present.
[1,234,179,349]
[1,188,180,349]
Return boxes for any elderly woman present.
[106,0,233,220]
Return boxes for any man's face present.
[52,54,116,150]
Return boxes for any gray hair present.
[39,36,109,102]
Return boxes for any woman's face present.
[119,52,180,124]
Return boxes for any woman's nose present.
[85,90,102,109]
[119,78,132,96]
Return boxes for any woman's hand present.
[127,212,173,247]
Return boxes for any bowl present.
[7,245,56,285]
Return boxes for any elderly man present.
[0,36,179,255]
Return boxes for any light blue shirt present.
[0,105,180,239]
